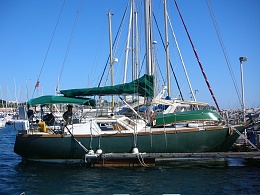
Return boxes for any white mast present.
[144,0,154,125]
[163,0,171,97]
[131,0,135,81]
[5,84,8,113]
[108,10,114,110]
[0,86,3,110]
[123,2,133,84]
[144,0,152,75]
[134,10,139,80]
[14,77,18,107]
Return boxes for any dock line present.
[65,126,89,153]
[233,127,259,151]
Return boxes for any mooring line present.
[65,126,89,153]
[233,127,259,151]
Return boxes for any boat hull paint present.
[155,110,222,126]
[14,125,244,161]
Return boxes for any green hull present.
[14,125,244,161]
[155,110,222,126]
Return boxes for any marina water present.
[1,126,260,194]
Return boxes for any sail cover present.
[28,95,96,106]
[60,74,154,98]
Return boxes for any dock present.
[84,151,260,167]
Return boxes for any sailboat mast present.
[14,77,18,108]
[163,0,171,97]
[123,2,132,84]
[0,86,3,111]
[131,0,135,81]
[144,0,152,75]
[108,10,114,110]
[134,10,139,79]
[132,0,139,81]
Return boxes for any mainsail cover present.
[28,95,96,106]
[60,74,154,98]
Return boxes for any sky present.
[0,0,259,110]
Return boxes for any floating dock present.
[84,151,260,167]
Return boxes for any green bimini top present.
[28,95,96,107]
[60,74,154,98]
[155,110,222,126]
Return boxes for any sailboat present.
[13,0,250,164]
[13,74,247,162]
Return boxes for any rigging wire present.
[206,0,242,107]
[98,4,129,87]
[167,10,197,101]
[152,12,184,100]
[138,54,146,78]
[90,20,106,87]
[155,56,166,86]
[173,0,220,112]
[104,7,127,87]
[57,0,84,91]
[32,0,66,98]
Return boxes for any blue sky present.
[0,0,259,109]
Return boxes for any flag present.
[35,81,40,88]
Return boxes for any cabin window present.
[98,123,114,131]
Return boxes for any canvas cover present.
[28,95,96,106]
[60,74,154,98]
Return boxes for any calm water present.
[1,126,260,195]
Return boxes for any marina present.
[1,126,260,194]
[83,151,260,167]
[0,0,260,194]
[3,105,260,167]
[7,0,258,165]
[0,0,259,167]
